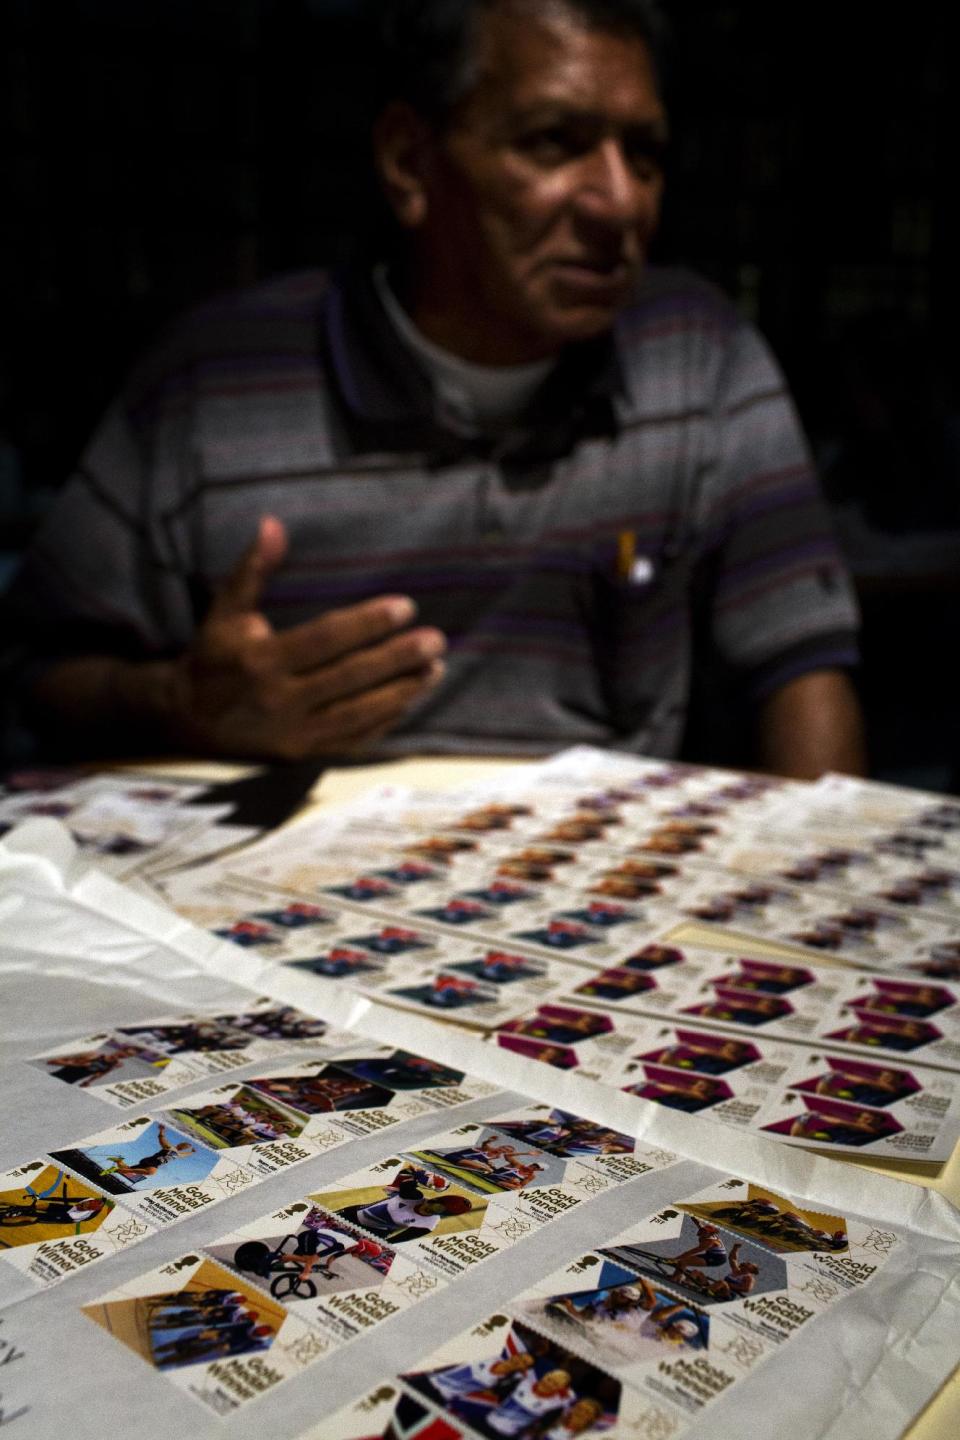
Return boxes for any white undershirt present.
[374,265,554,433]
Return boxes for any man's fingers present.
[209,515,288,619]
[305,660,445,752]
[188,566,448,760]
[275,594,426,673]
[291,625,446,709]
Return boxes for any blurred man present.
[4,0,865,775]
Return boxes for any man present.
[96,1123,196,1183]
[425,1348,535,1407]
[682,1241,760,1299]
[668,1220,729,1277]
[342,1173,473,1242]
[3,0,865,776]
[486,1368,573,1435]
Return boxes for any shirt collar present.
[321,264,625,461]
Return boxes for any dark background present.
[2,1,958,786]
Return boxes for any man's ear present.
[373,101,435,230]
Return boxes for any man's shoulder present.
[167,269,334,360]
[610,267,758,419]
[127,270,336,406]
[180,269,333,335]
[615,266,743,349]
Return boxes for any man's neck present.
[374,265,555,432]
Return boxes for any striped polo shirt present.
[7,265,859,758]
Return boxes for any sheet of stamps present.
[665,867,960,972]
[305,1152,553,1280]
[712,834,960,929]
[553,945,960,1073]
[477,961,960,1158]
[159,869,592,1013]
[320,750,794,848]
[0,771,255,876]
[209,761,960,981]
[166,870,597,1027]
[254,1159,908,1440]
[373,947,587,1029]
[609,1023,960,1160]
[159,869,442,993]
[482,1103,677,1185]
[400,1313,631,1438]
[47,1115,259,1226]
[302,1115,677,1284]
[663,953,960,1071]
[204,1196,429,1348]
[70,1082,676,1420]
[50,1045,494,1219]
[215,750,793,910]
[81,1251,322,1416]
[0,1159,156,1288]
[27,999,348,1108]
[489,1004,653,1082]
[509,1175,899,1428]
[18,1039,495,1248]
[293,788,786,896]
[74,1149,911,1439]
[779,773,960,839]
[188,1045,499,1145]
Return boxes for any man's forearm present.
[756,668,867,781]
[30,655,187,753]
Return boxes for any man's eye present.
[627,140,667,181]
[518,129,583,163]
[629,155,660,184]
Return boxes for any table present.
[110,751,960,1438]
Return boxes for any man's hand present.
[170,515,446,759]
[756,669,867,780]
[31,515,446,761]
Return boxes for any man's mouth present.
[554,254,631,276]
[549,255,636,296]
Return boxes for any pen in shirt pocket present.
[615,529,655,587]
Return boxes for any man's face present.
[394,3,667,363]
[536,1369,572,1396]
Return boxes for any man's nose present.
[576,138,657,230]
